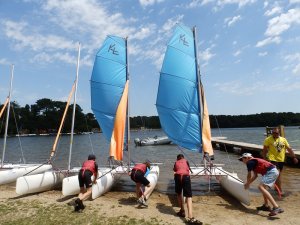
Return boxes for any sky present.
[0,0,300,116]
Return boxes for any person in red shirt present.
[173,154,202,224]
[239,153,284,216]
[74,154,98,212]
[130,162,151,206]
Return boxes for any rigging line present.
[11,104,26,164]
[22,160,50,176]
[214,116,235,173]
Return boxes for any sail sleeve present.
[91,36,126,141]
[109,80,129,160]
[156,24,202,152]
[200,82,214,156]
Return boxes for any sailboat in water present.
[156,24,250,205]
[0,65,52,185]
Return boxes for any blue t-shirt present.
[144,168,150,177]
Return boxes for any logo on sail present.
[179,34,189,46]
[108,44,119,55]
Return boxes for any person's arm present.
[262,145,268,160]
[244,171,257,189]
[286,146,299,164]
[187,161,193,174]
[93,162,98,184]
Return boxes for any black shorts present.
[270,161,284,171]
[78,170,93,188]
[174,174,192,197]
[130,169,150,186]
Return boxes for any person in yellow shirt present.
[262,127,298,194]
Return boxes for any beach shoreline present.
[1,183,300,225]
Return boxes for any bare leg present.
[78,187,85,199]
[143,183,154,200]
[177,192,184,211]
[79,187,92,201]
[258,184,278,208]
[186,197,193,219]
[135,183,141,198]
[275,170,282,193]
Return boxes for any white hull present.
[191,166,250,206]
[16,170,65,195]
[0,164,52,185]
[92,167,121,199]
[144,165,160,196]
[62,167,107,196]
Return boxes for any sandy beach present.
[0,183,299,225]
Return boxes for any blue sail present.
[91,36,126,141]
[156,24,202,152]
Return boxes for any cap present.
[238,153,252,161]
[88,154,96,160]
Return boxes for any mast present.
[125,37,131,169]
[1,64,14,167]
[192,27,203,153]
[68,43,81,170]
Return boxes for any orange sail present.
[0,97,9,119]
[109,80,129,161]
[201,82,214,156]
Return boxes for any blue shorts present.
[261,168,279,188]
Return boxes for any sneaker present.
[256,204,271,211]
[176,209,186,217]
[75,198,85,210]
[186,217,203,225]
[137,197,148,206]
[269,207,284,216]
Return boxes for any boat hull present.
[16,171,65,195]
[191,166,250,206]
[0,164,52,185]
[144,165,160,196]
[134,136,171,146]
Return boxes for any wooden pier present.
[211,137,300,165]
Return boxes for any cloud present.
[284,53,300,75]
[224,15,242,27]
[139,0,165,7]
[0,58,10,65]
[258,51,268,56]
[265,8,300,37]
[290,0,300,4]
[264,6,282,17]
[214,80,264,95]
[256,36,281,47]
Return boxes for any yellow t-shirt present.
[263,136,290,162]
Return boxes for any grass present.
[0,200,168,225]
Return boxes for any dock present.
[211,137,300,165]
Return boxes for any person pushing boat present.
[129,161,152,206]
[74,154,98,212]
[239,153,284,216]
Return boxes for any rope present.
[214,116,235,173]
[22,160,51,176]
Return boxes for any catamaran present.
[62,35,159,199]
[0,64,52,185]
[156,24,250,205]
[15,44,82,195]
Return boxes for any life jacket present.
[133,163,147,174]
[174,159,190,176]
[81,160,96,177]
[252,158,275,175]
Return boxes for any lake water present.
[1,127,299,196]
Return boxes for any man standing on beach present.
[239,153,284,216]
[129,161,152,206]
[74,154,98,212]
[262,127,298,194]
[173,154,202,224]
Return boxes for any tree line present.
[1,98,300,135]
